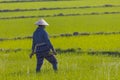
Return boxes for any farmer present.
[29,19,58,72]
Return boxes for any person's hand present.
[29,53,34,59]
[53,50,57,55]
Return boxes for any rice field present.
[0,52,120,80]
[0,34,120,51]
[0,0,120,80]
[0,1,120,38]
[0,15,120,38]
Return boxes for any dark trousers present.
[36,53,57,72]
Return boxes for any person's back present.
[33,27,44,44]
[32,27,47,50]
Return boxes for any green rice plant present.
[0,1,120,38]
[0,14,120,38]
[0,51,120,80]
[0,34,119,51]
[0,1,120,10]
[0,0,120,80]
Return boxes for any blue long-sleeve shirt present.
[32,27,54,52]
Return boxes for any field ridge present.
[1,11,120,20]
[0,4,120,13]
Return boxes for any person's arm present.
[32,38,35,53]
[30,33,36,58]
[43,31,57,55]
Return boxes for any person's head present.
[38,25,46,29]
[35,18,49,29]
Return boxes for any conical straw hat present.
[35,19,49,26]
